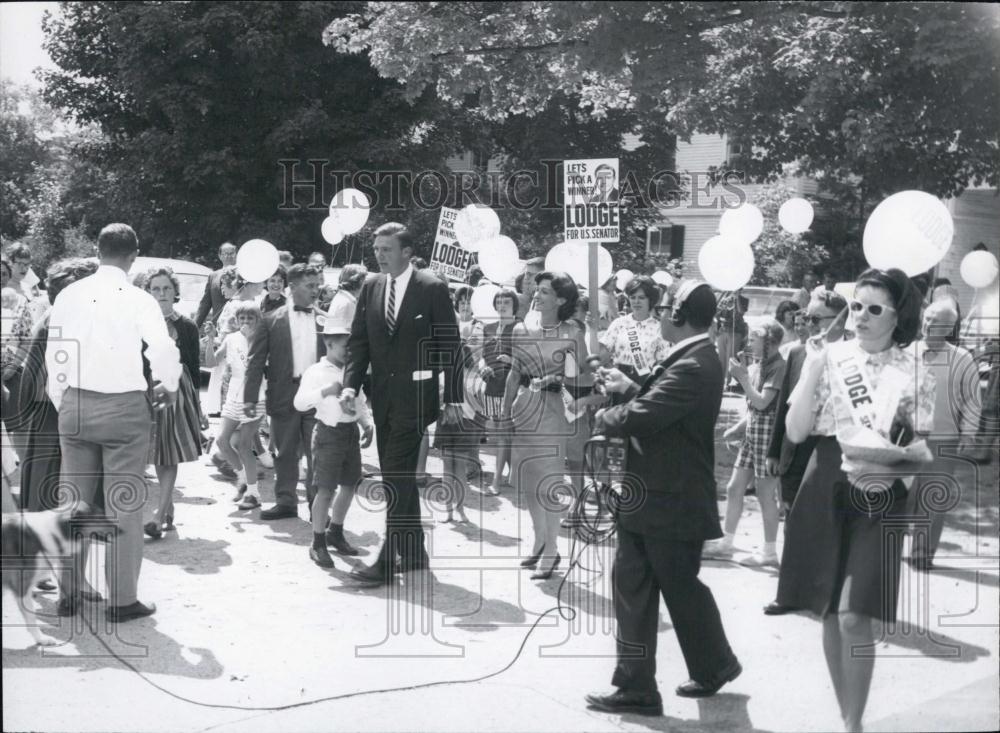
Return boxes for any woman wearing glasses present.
[775,269,935,732]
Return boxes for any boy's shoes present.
[325,527,360,556]
[232,484,247,502]
[310,545,335,568]
[237,494,261,510]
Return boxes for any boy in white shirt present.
[294,315,373,568]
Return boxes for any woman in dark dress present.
[142,267,206,538]
[19,258,100,511]
[476,287,520,496]
[777,268,934,732]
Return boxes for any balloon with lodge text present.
[863,191,953,277]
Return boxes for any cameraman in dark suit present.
[340,222,464,584]
[586,281,740,717]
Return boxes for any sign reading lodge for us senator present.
[563,157,620,243]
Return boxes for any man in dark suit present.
[244,264,325,520]
[340,222,464,584]
[586,281,740,717]
[195,242,237,329]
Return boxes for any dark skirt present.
[776,436,909,623]
[149,369,203,466]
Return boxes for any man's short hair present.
[525,257,545,270]
[308,251,326,263]
[811,290,847,312]
[4,242,31,262]
[98,223,139,258]
[374,222,414,254]
[218,241,236,254]
[287,263,322,284]
[594,163,616,179]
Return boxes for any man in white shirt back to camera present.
[46,223,181,623]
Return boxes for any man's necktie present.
[293,305,312,313]
[386,277,397,335]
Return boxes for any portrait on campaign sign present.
[563,157,621,243]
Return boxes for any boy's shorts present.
[312,421,362,491]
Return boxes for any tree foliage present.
[327,2,1000,203]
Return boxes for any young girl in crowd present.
[706,319,787,567]
[434,286,483,522]
[214,301,266,509]
[478,287,520,495]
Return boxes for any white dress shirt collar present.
[96,264,129,281]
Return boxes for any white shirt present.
[46,265,181,409]
[294,359,373,429]
[289,304,319,378]
[224,331,264,403]
[384,264,414,323]
[327,289,358,326]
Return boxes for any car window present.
[176,273,207,303]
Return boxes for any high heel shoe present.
[531,554,561,580]
[520,544,545,568]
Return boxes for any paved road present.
[4,400,998,732]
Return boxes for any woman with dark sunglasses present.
[775,268,935,732]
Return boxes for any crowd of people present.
[1,227,998,732]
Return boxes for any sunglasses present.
[849,300,895,317]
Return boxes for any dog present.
[2,506,120,646]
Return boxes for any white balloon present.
[321,217,344,245]
[719,204,764,244]
[863,191,953,276]
[778,198,814,234]
[651,270,673,288]
[470,283,502,320]
[476,235,521,284]
[615,269,635,291]
[236,239,279,283]
[328,187,371,235]
[698,236,754,291]
[454,204,501,252]
[545,241,613,289]
[960,250,1000,289]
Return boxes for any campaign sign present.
[563,157,620,243]
[431,207,478,281]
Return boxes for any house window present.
[473,148,492,170]
[647,225,685,258]
[725,135,750,171]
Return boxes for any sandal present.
[143,521,162,539]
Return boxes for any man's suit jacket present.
[599,337,724,542]
[767,343,808,471]
[344,269,463,430]
[195,269,226,329]
[244,305,326,416]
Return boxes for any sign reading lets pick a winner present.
[431,207,478,282]
[563,157,620,243]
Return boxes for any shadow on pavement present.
[615,693,772,733]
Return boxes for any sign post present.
[563,157,620,354]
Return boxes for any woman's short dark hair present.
[775,300,800,324]
[46,257,99,304]
[454,285,474,304]
[97,223,139,258]
[269,264,288,287]
[493,286,519,316]
[855,268,922,348]
[534,270,579,322]
[143,266,182,303]
[624,275,659,306]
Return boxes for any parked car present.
[737,286,799,330]
[127,256,212,322]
